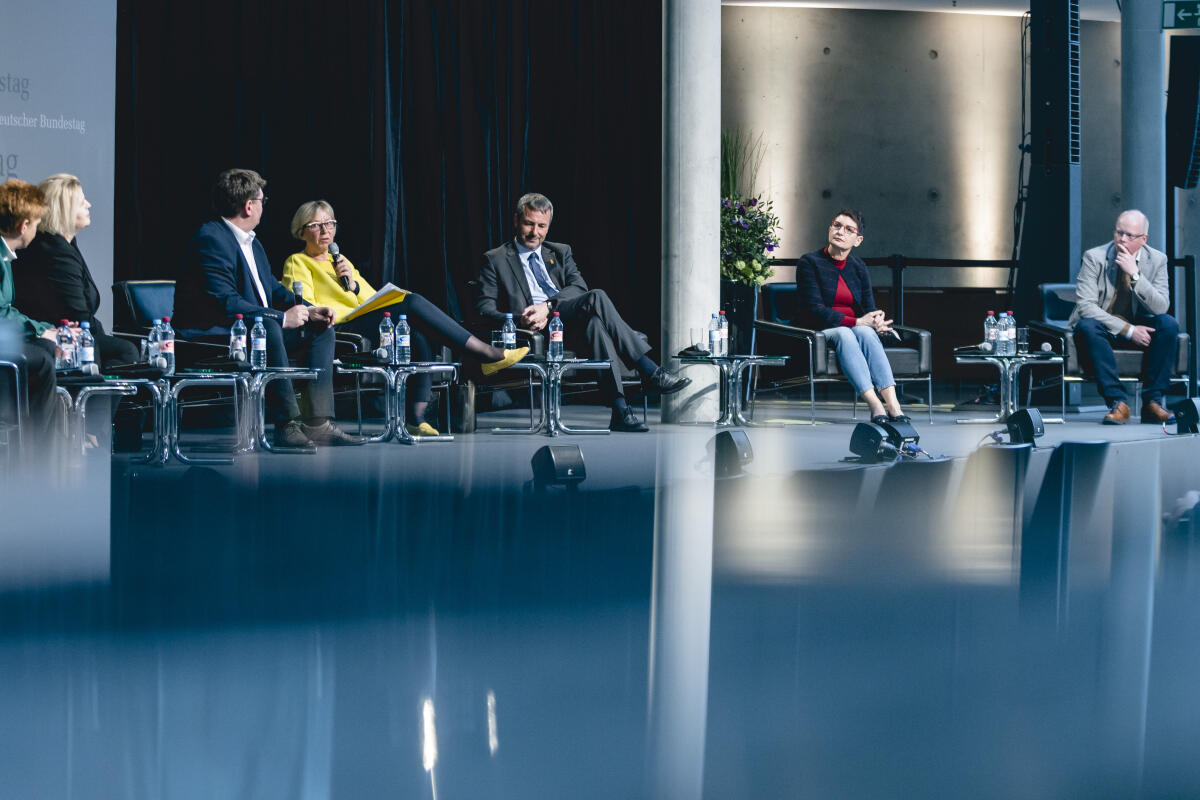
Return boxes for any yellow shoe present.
[406,421,440,436]
[482,345,530,376]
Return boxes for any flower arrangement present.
[721,195,780,286]
[720,130,780,286]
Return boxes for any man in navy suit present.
[173,169,362,447]
[476,193,689,432]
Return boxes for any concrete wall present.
[722,8,1200,266]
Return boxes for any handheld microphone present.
[330,242,350,291]
[292,281,304,306]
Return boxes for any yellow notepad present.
[338,283,410,323]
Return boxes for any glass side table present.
[335,361,458,444]
[954,351,1064,424]
[492,358,613,436]
[675,354,789,427]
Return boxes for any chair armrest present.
[890,324,932,374]
[335,331,368,351]
[334,332,368,360]
[753,319,819,341]
[1027,321,1068,353]
[519,329,544,358]
[753,320,828,372]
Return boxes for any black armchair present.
[752,282,933,423]
[1028,282,1190,415]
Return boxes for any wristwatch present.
[1130,271,1140,285]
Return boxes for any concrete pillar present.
[645,431,715,800]
[1122,0,1167,243]
[661,0,721,423]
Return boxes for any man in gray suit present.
[477,193,689,432]
[1069,209,1177,424]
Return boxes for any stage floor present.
[2,398,1200,798]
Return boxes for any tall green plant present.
[721,129,766,198]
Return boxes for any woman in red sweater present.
[794,208,908,425]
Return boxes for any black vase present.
[720,278,760,356]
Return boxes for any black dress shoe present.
[274,419,315,448]
[610,406,649,432]
[871,415,889,426]
[888,414,912,425]
[304,419,367,446]
[649,366,692,395]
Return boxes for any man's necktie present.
[528,252,558,299]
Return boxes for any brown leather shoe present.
[303,419,367,446]
[1141,400,1175,424]
[1102,400,1131,425]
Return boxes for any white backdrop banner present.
[0,0,117,327]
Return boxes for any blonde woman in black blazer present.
[15,173,139,368]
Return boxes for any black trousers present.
[554,289,650,403]
[96,330,140,369]
[1073,313,1179,404]
[0,337,58,441]
[262,318,336,423]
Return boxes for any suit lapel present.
[218,221,266,304]
[505,243,533,308]
[541,244,563,286]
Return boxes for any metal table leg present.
[73,383,137,457]
[170,376,238,465]
[553,362,613,435]
[957,357,1006,424]
[254,370,318,454]
[137,380,170,465]
[335,365,394,443]
[394,364,457,444]
[492,363,549,434]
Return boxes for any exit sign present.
[1165,1,1200,28]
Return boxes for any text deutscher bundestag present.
[0,112,87,135]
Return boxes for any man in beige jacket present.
[1069,209,1177,424]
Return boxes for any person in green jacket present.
[0,179,59,443]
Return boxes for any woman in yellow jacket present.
[282,200,526,434]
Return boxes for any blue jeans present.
[824,325,895,396]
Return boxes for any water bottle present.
[708,313,720,355]
[983,310,997,353]
[229,314,248,361]
[78,321,95,368]
[56,320,76,369]
[718,310,729,356]
[378,312,395,363]
[396,314,411,364]
[145,318,160,364]
[502,313,517,349]
[548,311,564,361]
[1005,311,1017,356]
[159,317,176,375]
[995,311,1008,355]
[250,315,268,369]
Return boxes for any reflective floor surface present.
[3,403,1200,798]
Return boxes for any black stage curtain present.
[116,0,662,335]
